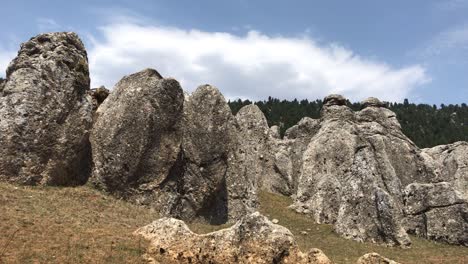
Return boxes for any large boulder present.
[0,32,93,185]
[422,141,468,199]
[135,212,332,264]
[235,104,294,195]
[284,117,321,194]
[291,95,440,247]
[159,84,242,223]
[90,69,184,201]
[403,182,468,246]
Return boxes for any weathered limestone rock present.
[291,95,439,247]
[0,32,93,185]
[361,97,386,108]
[235,104,296,196]
[0,77,5,94]
[403,182,468,246]
[135,212,332,264]
[160,84,241,223]
[90,69,184,201]
[235,104,271,192]
[284,117,321,194]
[88,85,109,111]
[422,141,468,199]
[356,253,400,264]
[269,125,281,139]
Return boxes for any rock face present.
[89,85,109,111]
[91,81,256,223]
[422,142,468,199]
[159,84,245,223]
[291,96,440,247]
[135,212,332,264]
[90,69,184,201]
[403,182,468,246]
[0,78,5,94]
[283,117,321,194]
[0,32,93,185]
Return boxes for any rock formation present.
[0,32,93,186]
[403,182,468,246]
[421,141,468,199]
[89,85,109,111]
[290,95,441,247]
[0,77,5,94]
[161,84,245,223]
[91,81,256,223]
[90,68,184,202]
[283,117,321,194]
[356,253,400,264]
[135,212,332,264]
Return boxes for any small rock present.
[300,231,308,235]
[272,219,279,224]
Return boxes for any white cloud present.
[88,21,429,102]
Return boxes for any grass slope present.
[257,191,468,264]
[0,183,158,263]
[0,183,467,263]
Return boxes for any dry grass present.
[0,182,158,264]
[258,191,468,264]
[1,182,467,264]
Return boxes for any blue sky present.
[1,0,467,104]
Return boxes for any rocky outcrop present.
[91,80,256,223]
[90,69,185,202]
[291,96,441,247]
[0,77,5,94]
[356,253,400,264]
[0,32,93,186]
[403,182,468,246]
[422,142,468,199]
[284,117,321,194]
[89,85,109,111]
[159,84,246,223]
[234,104,294,195]
[135,212,332,264]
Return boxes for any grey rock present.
[235,104,271,192]
[323,94,346,106]
[291,94,438,247]
[403,182,467,245]
[284,117,321,193]
[422,141,468,199]
[0,32,93,186]
[135,212,332,264]
[162,84,242,223]
[90,69,184,202]
[361,97,385,108]
[356,253,400,264]
[0,77,5,94]
[269,125,281,139]
[88,85,109,111]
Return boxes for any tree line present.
[228,97,468,148]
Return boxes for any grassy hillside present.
[1,183,467,263]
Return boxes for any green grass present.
[257,191,468,264]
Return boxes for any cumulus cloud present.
[88,21,429,102]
